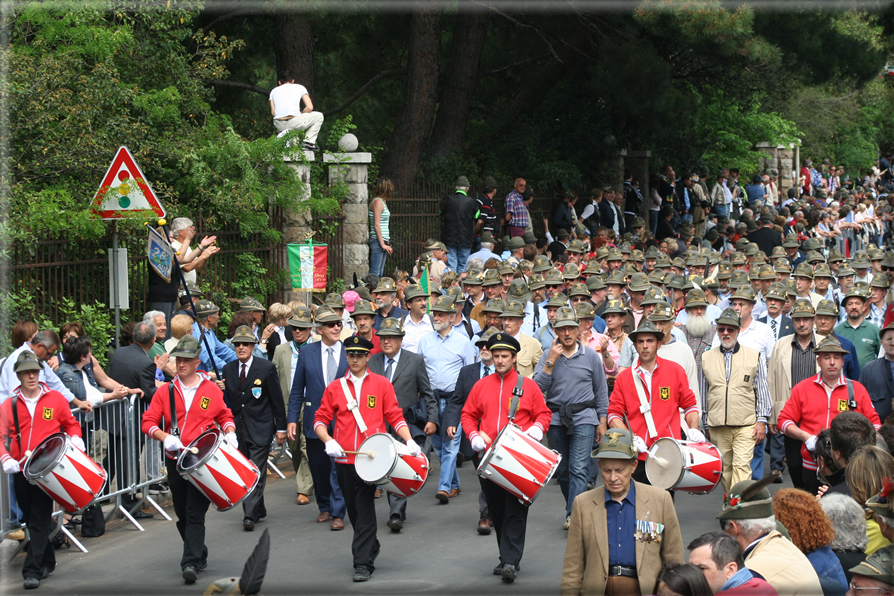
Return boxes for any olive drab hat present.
[813,263,833,279]
[595,247,609,261]
[356,286,374,302]
[645,246,661,260]
[758,265,777,280]
[523,231,537,245]
[647,270,667,286]
[631,249,644,263]
[871,273,891,289]
[735,238,750,251]
[373,277,398,294]
[770,246,788,260]
[375,317,405,337]
[764,283,786,302]
[574,301,596,320]
[350,299,377,318]
[553,306,580,329]
[623,262,640,276]
[744,243,760,257]
[463,270,484,286]
[324,293,346,309]
[813,335,850,354]
[195,300,220,317]
[231,325,257,344]
[605,271,627,287]
[853,252,871,269]
[783,233,801,248]
[314,305,343,324]
[345,335,374,354]
[748,268,761,282]
[849,547,894,586]
[869,248,886,262]
[605,247,623,262]
[628,320,665,342]
[717,262,733,280]
[446,286,465,305]
[641,287,668,307]
[866,478,894,519]
[730,285,757,303]
[728,270,750,289]
[533,255,552,273]
[506,236,526,251]
[836,264,856,278]
[882,252,894,270]
[592,428,638,460]
[716,477,777,520]
[430,295,456,313]
[585,276,605,291]
[563,263,582,280]
[684,289,709,308]
[665,274,685,291]
[827,248,846,263]
[480,231,496,244]
[806,250,825,265]
[544,269,565,286]
[568,282,590,298]
[487,332,520,354]
[789,299,816,318]
[498,261,516,277]
[14,351,42,373]
[602,299,627,316]
[544,293,568,309]
[627,273,651,293]
[404,285,428,302]
[655,255,673,269]
[507,279,532,303]
[474,327,500,347]
[844,287,870,302]
[648,302,674,322]
[482,268,503,286]
[239,297,265,312]
[429,282,442,296]
[288,306,314,328]
[482,298,507,315]
[794,263,814,279]
[730,253,747,267]
[566,239,585,254]
[774,260,793,275]
[170,335,202,359]
[814,299,838,318]
[528,273,546,291]
[803,238,823,252]
[500,301,526,319]
[715,308,741,328]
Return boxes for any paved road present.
[0,455,788,595]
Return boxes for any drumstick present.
[646,451,670,468]
[17,450,32,464]
[181,447,199,454]
[343,450,376,457]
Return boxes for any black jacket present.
[553,202,575,233]
[369,350,436,441]
[623,181,643,214]
[597,200,615,231]
[440,191,479,248]
[444,361,489,459]
[859,357,894,423]
[757,315,794,341]
[656,218,676,241]
[746,226,783,257]
[222,357,286,446]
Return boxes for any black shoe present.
[352,566,371,582]
[197,560,207,573]
[388,517,403,533]
[501,564,518,583]
[243,518,255,531]
[40,568,51,580]
[128,506,153,520]
[772,475,784,484]
[23,578,40,590]
[303,142,319,152]
[493,563,504,576]
[182,566,197,584]
[148,483,169,495]
[587,481,596,491]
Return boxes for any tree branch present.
[203,9,270,31]
[204,79,270,96]
[323,68,406,117]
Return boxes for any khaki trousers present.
[273,112,324,144]
[710,424,756,493]
[289,408,314,495]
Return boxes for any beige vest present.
[702,345,760,427]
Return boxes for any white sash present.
[632,362,658,439]
[339,378,367,434]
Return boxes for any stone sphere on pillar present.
[338,133,359,152]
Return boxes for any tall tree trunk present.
[381,1,442,190]
[426,12,489,163]
[272,15,315,98]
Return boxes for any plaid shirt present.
[504,190,530,228]
[684,323,716,407]
[870,303,886,329]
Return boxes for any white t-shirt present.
[269,83,308,119]
[171,240,196,286]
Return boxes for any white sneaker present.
[563,516,571,530]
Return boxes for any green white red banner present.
[287,243,328,291]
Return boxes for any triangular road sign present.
[91,146,166,220]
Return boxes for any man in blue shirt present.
[419,295,477,503]
[191,300,237,376]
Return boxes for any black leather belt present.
[608,565,637,578]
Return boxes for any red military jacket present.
[313,369,406,465]
[0,384,81,464]
[461,368,551,449]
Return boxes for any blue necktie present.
[326,347,336,385]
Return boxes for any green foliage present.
[57,298,116,368]
[230,253,288,305]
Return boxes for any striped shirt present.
[368,197,390,242]
[791,336,816,388]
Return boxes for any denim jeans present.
[767,430,785,472]
[445,246,471,274]
[712,205,728,218]
[750,438,765,480]
[368,238,388,277]
[649,211,659,235]
[548,423,596,517]
[430,396,461,492]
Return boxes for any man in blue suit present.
[286,305,347,531]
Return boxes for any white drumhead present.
[354,434,398,483]
[645,438,685,489]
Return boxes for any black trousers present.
[784,436,804,489]
[479,476,528,568]
[335,463,379,572]
[14,472,55,580]
[165,459,210,571]
[237,431,269,523]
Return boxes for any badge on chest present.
[635,519,664,543]
[252,387,262,399]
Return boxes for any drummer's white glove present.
[405,439,421,457]
[805,435,818,452]
[2,459,20,474]
[70,435,86,452]
[687,428,707,444]
[163,434,184,453]
[325,439,345,458]
[471,435,487,452]
[526,426,544,442]
[226,432,238,449]
[632,435,649,454]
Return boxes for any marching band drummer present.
[141,336,236,585]
[0,352,84,590]
[607,321,703,486]
[461,333,552,584]
[312,335,422,583]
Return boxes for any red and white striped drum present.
[645,437,723,494]
[354,433,429,498]
[477,423,561,505]
[177,428,260,511]
[23,432,107,513]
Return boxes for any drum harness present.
[631,367,658,439]
[167,382,180,438]
[506,372,525,425]
[340,378,368,434]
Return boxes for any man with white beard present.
[681,289,716,401]
[371,277,408,331]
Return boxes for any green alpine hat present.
[730,285,757,303]
[794,263,814,279]
[170,335,202,359]
[758,265,777,280]
[287,306,315,328]
[728,270,750,289]
[481,268,503,287]
[482,298,507,315]
[375,317,405,337]
[628,273,651,293]
[350,299,377,317]
[640,287,668,307]
[871,273,890,289]
[685,289,709,308]
[849,546,894,586]
[592,428,638,460]
[497,261,516,277]
[715,308,741,328]
[827,248,846,263]
[195,300,219,317]
[783,233,801,248]
[373,277,398,293]
[574,301,596,320]
[844,287,869,302]
[523,230,537,245]
[474,327,500,347]
[324,292,346,308]
[836,264,856,278]
[814,299,838,318]
[628,320,665,342]
[717,478,775,520]
[717,262,733,280]
[813,263,833,279]
[500,301,526,319]
[770,246,788,260]
[563,263,582,280]
[230,325,257,344]
[553,306,580,329]
[606,271,627,287]
[463,270,484,286]
[239,296,265,312]
[528,273,546,291]
[533,255,552,273]
[314,305,342,324]
[430,295,457,313]
[648,302,674,322]
[813,335,850,354]
[585,276,605,291]
[507,279,531,303]
[789,299,816,318]
[506,236,526,251]
[568,281,590,298]
[602,298,627,316]
[542,268,565,286]
[605,247,623,262]
[404,285,428,302]
[14,351,41,373]
[566,239,585,254]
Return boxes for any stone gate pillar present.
[325,134,371,283]
[282,150,315,302]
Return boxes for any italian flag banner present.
[418,265,430,313]
[287,242,328,292]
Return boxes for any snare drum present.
[354,433,429,498]
[177,428,260,511]
[645,437,722,494]
[477,423,561,505]
[23,432,108,513]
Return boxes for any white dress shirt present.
[320,341,342,384]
